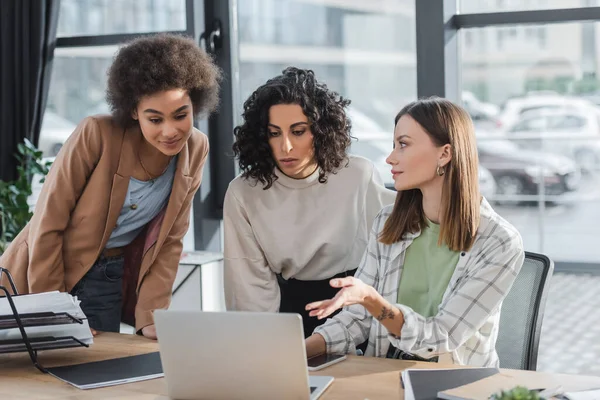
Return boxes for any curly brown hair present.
[232,67,352,189]
[106,33,222,127]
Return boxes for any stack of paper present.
[0,291,93,350]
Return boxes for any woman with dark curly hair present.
[0,33,221,340]
[223,67,395,337]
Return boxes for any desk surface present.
[1,333,600,400]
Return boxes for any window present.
[40,46,117,157]
[525,26,537,39]
[510,116,546,132]
[461,22,600,263]
[538,26,547,48]
[57,0,186,37]
[496,30,505,49]
[465,30,474,48]
[549,115,587,130]
[234,0,417,188]
[41,0,190,158]
[461,0,599,13]
[520,105,562,115]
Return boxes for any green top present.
[397,219,460,318]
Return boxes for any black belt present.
[278,268,357,287]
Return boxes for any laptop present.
[154,310,334,400]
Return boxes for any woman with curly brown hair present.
[223,67,395,337]
[0,33,221,339]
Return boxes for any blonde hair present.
[379,97,480,251]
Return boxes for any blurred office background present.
[2,0,600,376]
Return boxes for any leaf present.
[0,138,51,241]
[491,386,541,400]
[23,138,35,150]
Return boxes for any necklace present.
[138,148,171,184]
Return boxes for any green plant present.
[0,139,53,254]
[491,386,542,400]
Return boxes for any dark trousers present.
[70,255,124,332]
[278,269,357,338]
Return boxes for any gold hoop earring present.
[436,165,445,176]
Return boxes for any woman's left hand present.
[141,324,158,340]
[305,277,375,320]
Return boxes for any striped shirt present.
[313,198,524,367]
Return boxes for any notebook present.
[401,367,500,400]
[46,351,164,389]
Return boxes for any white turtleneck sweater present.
[223,155,397,312]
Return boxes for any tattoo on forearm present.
[376,306,395,321]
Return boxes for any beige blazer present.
[0,115,209,331]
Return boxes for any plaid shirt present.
[314,198,524,367]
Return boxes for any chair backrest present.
[496,251,554,370]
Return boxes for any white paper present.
[563,389,600,400]
[0,291,93,347]
[402,370,415,400]
[49,373,165,390]
[0,291,86,319]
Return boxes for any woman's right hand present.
[305,277,376,320]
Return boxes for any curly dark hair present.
[232,67,352,189]
[106,33,222,127]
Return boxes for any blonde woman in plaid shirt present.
[305,97,524,367]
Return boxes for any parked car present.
[462,91,503,131]
[477,139,580,201]
[580,91,600,107]
[498,93,595,130]
[503,106,600,173]
[38,111,76,157]
[478,166,497,200]
[463,91,499,116]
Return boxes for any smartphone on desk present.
[307,354,347,371]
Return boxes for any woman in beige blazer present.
[0,34,221,339]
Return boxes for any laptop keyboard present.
[310,387,316,393]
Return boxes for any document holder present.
[0,267,89,373]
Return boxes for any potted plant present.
[492,386,543,400]
[0,139,52,254]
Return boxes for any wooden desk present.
[1,333,600,400]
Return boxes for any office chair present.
[496,251,554,370]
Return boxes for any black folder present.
[401,367,500,400]
[46,351,164,389]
